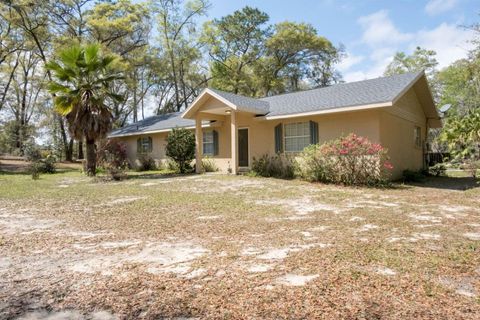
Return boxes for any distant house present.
[109,71,441,179]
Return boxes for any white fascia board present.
[258,102,393,121]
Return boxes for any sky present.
[203,0,479,82]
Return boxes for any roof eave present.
[108,123,213,138]
[258,101,393,120]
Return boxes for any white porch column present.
[230,110,238,175]
[195,116,203,173]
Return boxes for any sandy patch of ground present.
[102,196,146,206]
[256,243,330,260]
[357,224,379,232]
[409,213,442,223]
[0,210,62,235]
[255,197,344,215]
[275,274,319,286]
[246,263,275,273]
[439,276,478,298]
[463,232,480,240]
[69,241,209,276]
[17,310,118,320]
[375,267,397,276]
[196,215,222,220]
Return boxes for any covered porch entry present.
[182,89,270,174]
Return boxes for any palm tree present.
[47,43,124,176]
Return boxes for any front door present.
[238,128,249,167]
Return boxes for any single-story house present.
[109,71,441,179]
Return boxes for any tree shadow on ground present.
[401,176,479,191]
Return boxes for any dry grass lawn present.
[1,164,479,319]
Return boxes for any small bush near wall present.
[165,159,180,172]
[428,163,447,177]
[202,157,218,172]
[97,140,128,180]
[166,128,196,173]
[250,154,295,179]
[136,154,157,172]
[295,134,393,186]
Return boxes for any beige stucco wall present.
[120,132,169,168]
[379,88,427,179]
[115,87,427,179]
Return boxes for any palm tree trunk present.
[78,139,84,159]
[85,138,96,176]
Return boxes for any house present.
[109,71,441,179]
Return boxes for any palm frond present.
[84,44,99,66]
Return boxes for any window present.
[414,126,422,148]
[137,137,152,154]
[203,131,214,155]
[284,122,310,152]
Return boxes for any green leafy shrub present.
[97,140,128,180]
[428,163,447,177]
[166,128,195,173]
[295,134,393,186]
[202,157,218,172]
[251,154,295,179]
[165,159,180,172]
[136,154,157,172]
[29,162,41,180]
[402,169,426,182]
[39,154,57,174]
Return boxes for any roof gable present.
[182,88,270,119]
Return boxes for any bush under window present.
[250,154,295,179]
[295,134,393,186]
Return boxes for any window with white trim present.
[203,131,214,155]
[284,122,310,152]
[414,126,422,148]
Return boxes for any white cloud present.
[342,10,474,82]
[337,53,364,72]
[425,0,459,15]
[358,10,412,46]
[415,23,475,68]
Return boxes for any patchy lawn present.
[0,169,479,319]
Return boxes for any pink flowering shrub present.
[295,134,393,186]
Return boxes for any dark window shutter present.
[274,123,283,153]
[137,138,142,153]
[148,137,153,152]
[309,121,319,145]
[213,130,219,156]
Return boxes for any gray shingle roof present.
[109,72,424,137]
[109,112,197,137]
[261,72,421,117]
[208,88,270,114]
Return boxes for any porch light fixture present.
[225,110,231,114]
